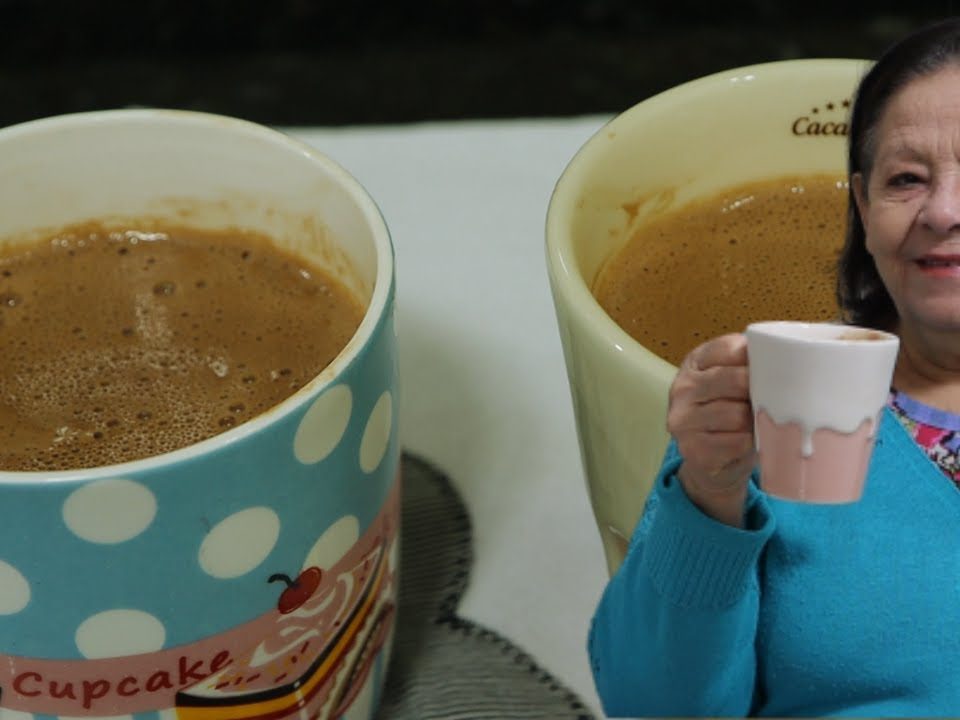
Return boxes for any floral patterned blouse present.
[888,389,960,487]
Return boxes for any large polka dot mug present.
[0,111,400,720]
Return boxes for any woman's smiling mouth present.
[916,254,960,275]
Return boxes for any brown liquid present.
[592,174,848,366]
[836,329,888,342]
[0,223,365,472]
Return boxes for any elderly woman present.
[588,17,960,718]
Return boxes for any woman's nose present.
[921,175,960,234]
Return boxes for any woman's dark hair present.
[838,17,960,329]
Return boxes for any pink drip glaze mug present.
[745,321,899,503]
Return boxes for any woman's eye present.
[888,172,923,187]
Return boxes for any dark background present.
[1,1,958,128]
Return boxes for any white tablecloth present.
[289,117,613,717]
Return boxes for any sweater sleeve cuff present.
[640,454,775,610]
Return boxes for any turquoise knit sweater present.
[589,407,960,717]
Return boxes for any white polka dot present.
[199,507,280,579]
[359,392,393,473]
[63,479,156,544]
[76,609,165,659]
[303,516,360,570]
[0,560,30,615]
[293,384,353,464]
[1,708,34,720]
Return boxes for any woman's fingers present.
[676,334,750,404]
[689,365,751,404]
[685,398,754,433]
[668,334,757,503]
[676,429,756,474]
[685,333,748,371]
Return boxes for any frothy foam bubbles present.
[0,224,364,471]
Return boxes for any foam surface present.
[593,174,848,366]
[0,224,364,471]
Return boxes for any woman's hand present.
[667,333,756,527]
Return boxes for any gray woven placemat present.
[375,453,596,720]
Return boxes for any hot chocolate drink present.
[592,173,849,366]
[837,329,890,342]
[0,223,364,471]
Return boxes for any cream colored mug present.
[546,59,868,576]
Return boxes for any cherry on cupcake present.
[268,567,322,613]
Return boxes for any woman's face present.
[854,64,960,335]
